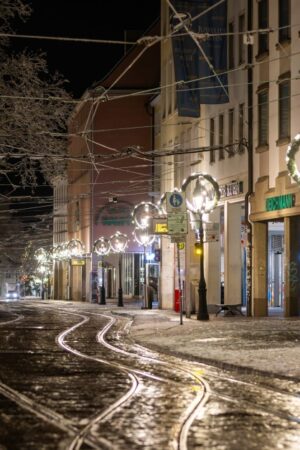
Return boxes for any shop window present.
[258,0,269,55]
[258,88,269,147]
[279,0,290,43]
[209,118,215,164]
[278,78,290,141]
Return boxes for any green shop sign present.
[266,194,295,211]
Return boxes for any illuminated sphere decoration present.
[182,173,220,215]
[286,133,300,184]
[110,232,128,253]
[67,239,84,258]
[133,227,155,247]
[132,202,160,229]
[34,247,47,263]
[94,237,110,256]
[53,244,62,260]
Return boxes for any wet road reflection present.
[0,300,299,449]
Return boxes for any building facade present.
[157,0,249,315]
[156,0,299,317]
[66,22,160,302]
[249,0,300,316]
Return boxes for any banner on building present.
[171,0,229,117]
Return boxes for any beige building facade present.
[157,0,300,317]
[250,0,300,316]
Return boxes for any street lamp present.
[110,232,128,307]
[67,239,84,258]
[182,173,220,320]
[94,237,110,305]
[132,201,160,229]
[133,227,155,309]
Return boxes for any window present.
[258,88,269,146]
[209,118,215,163]
[238,14,245,65]
[228,109,235,156]
[238,103,245,153]
[228,22,234,69]
[258,0,268,55]
[278,79,290,140]
[219,114,224,160]
[175,135,184,188]
[167,58,172,115]
[279,0,290,42]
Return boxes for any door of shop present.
[268,221,284,312]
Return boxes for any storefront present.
[250,172,300,317]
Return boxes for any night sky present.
[13,0,160,97]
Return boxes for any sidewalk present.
[113,305,300,380]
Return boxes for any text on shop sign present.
[266,194,295,211]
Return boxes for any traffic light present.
[154,249,161,262]
[194,242,202,256]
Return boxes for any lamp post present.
[34,248,48,299]
[182,173,220,321]
[132,202,160,308]
[133,227,155,309]
[94,237,110,305]
[110,232,128,307]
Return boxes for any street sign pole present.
[177,243,183,325]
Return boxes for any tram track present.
[33,303,300,448]
[2,301,299,449]
[56,308,209,450]
[116,319,300,425]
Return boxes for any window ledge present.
[255,51,269,62]
[276,39,291,50]
[255,144,269,153]
[276,137,290,146]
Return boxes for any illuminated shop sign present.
[219,181,243,198]
[71,259,85,266]
[266,194,295,212]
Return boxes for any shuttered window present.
[258,89,268,146]
[278,80,290,140]
[228,22,234,69]
[238,14,245,65]
[228,109,235,156]
[238,103,245,153]
[258,0,268,54]
[210,118,215,163]
[219,114,224,160]
[279,0,290,42]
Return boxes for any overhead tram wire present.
[0,32,136,46]
[0,44,298,109]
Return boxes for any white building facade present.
[156,0,300,317]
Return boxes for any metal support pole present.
[143,245,148,309]
[100,255,106,305]
[198,216,209,320]
[118,253,123,307]
[41,276,44,299]
[177,243,183,325]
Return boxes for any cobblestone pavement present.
[110,301,300,381]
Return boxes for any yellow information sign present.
[155,222,168,233]
[71,259,85,266]
[151,217,169,235]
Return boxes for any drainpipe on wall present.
[245,0,253,317]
